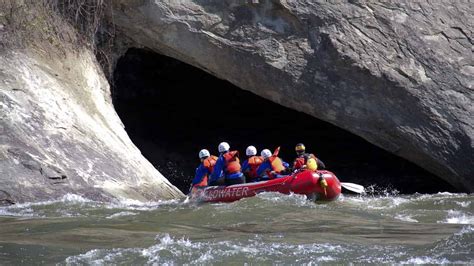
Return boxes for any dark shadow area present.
[112,48,456,194]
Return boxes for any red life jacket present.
[293,153,316,169]
[195,155,217,187]
[246,156,263,178]
[223,151,241,174]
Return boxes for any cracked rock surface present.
[110,0,473,191]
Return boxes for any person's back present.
[191,149,217,191]
[209,142,245,186]
[256,149,289,179]
[241,146,264,182]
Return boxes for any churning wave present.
[64,226,474,265]
[1,192,472,226]
[0,193,181,218]
[1,192,472,264]
[63,233,347,264]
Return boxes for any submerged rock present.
[0,49,183,203]
[110,0,473,192]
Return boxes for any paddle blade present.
[341,182,365,194]
[273,146,280,157]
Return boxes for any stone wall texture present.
[110,0,473,192]
[0,49,183,203]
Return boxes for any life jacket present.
[223,151,241,174]
[246,156,263,178]
[293,153,316,170]
[306,157,318,171]
[195,155,217,187]
[203,155,218,172]
[268,156,285,173]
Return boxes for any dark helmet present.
[295,143,305,155]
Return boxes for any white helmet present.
[246,145,257,156]
[198,149,210,159]
[261,149,272,159]
[218,142,230,153]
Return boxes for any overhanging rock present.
[110,0,473,191]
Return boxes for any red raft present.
[190,170,342,203]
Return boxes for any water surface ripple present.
[0,192,472,264]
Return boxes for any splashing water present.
[0,192,472,264]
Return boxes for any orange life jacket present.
[293,153,316,169]
[203,155,217,172]
[223,151,241,174]
[195,155,217,187]
[246,156,263,178]
[269,156,285,173]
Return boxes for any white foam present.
[456,225,474,235]
[195,250,214,263]
[414,192,468,202]
[105,198,180,211]
[438,210,474,225]
[436,192,456,196]
[256,192,308,205]
[65,248,140,265]
[0,208,37,217]
[316,255,335,262]
[348,196,410,210]
[454,201,471,208]
[0,193,98,218]
[10,193,93,209]
[394,214,418,223]
[65,233,348,264]
[106,211,138,219]
[59,193,93,203]
[401,256,450,264]
[65,249,102,264]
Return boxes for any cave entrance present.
[112,48,455,194]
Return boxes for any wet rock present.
[0,190,14,206]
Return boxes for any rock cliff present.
[110,0,473,191]
[0,0,472,205]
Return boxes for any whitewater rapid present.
[0,192,472,264]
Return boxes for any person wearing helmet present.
[209,142,245,186]
[256,148,289,179]
[293,143,326,171]
[191,149,218,191]
[241,145,264,182]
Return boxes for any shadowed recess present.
[112,48,456,194]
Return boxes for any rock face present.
[110,0,473,192]
[0,49,183,203]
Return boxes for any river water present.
[0,191,472,264]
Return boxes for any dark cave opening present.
[112,48,456,194]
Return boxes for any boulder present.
[0,49,183,203]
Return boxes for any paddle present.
[341,182,365,194]
[273,146,280,157]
